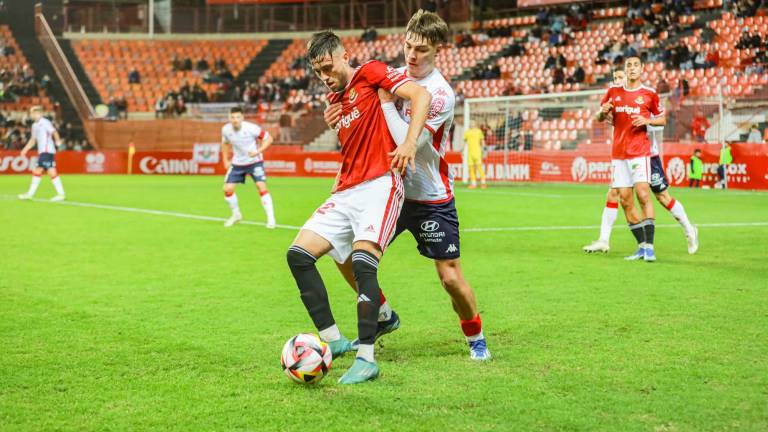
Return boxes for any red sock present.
[379,289,387,305]
[259,189,268,196]
[606,201,618,209]
[665,198,676,211]
[460,314,482,337]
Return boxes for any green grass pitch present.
[1,175,767,431]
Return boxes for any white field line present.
[5,195,768,233]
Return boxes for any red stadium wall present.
[2,144,767,189]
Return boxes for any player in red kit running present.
[285,30,432,384]
[596,54,666,262]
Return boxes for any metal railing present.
[35,4,95,122]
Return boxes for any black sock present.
[628,221,646,245]
[351,250,382,346]
[643,218,655,246]
[286,245,335,331]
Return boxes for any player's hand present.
[248,150,261,157]
[20,148,28,157]
[389,140,417,174]
[324,103,342,129]
[631,115,649,127]
[378,88,396,104]
[600,101,613,115]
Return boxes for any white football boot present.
[224,213,242,227]
[50,195,66,202]
[583,240,610,253]
[687,226,699,254]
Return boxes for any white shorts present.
[611,156,651,188]
[302,172,404,264]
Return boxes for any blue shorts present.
[37,153,56,170]
[649,155,669,194]
[391,198,460,260]
[225,161,266,184]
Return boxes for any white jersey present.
[396,66,456,203]
[221,120,270,166]
[648,124,663,157]
[32,117,57,154]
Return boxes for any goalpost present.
[461,89,606,184]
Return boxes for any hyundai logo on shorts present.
[421,221,440,232]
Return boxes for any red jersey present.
[601,84,664,159]
[328,60,411,192]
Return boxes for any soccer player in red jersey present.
[324,10,491,361]
[596,55,665,261]
[285,30,432,384]
[584,70,699,255]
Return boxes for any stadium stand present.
[71,39,268,112]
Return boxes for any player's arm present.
[389,81,432,173]
[221,137,232,169]
[631,113,666,127]
[20,136,36,157]
[52,130,63,148]
[596,100,613,122]
[251,132,273,156]
[378,89,431,149]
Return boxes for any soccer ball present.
[280,333,332,384]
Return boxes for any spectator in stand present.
[106,97,119,121]
[154,96,167,119]
[544,51,557,69]
[195,58,209,72]
[691,110,710,143]
[360,26,378,42]
[128,68,140,84]
[182,57,193,71]
[568,65,585,84]
[171,55,182,71]
[746,124,763,143]
[705,46,720,68]
[175,95,186,116]
[552,67,565,85]
[116,96,128,119]
[657,78,671,94]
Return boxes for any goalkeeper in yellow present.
[463,120,486,189]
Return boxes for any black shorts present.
[225,161,266,184]
[649,155,669,194]
[391,198,460,260]
[37,153,56,170]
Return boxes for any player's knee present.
[437,261,462,291]
[286,245,316,269]
[351,249,378,277]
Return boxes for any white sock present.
[224,192,240,215]
[357,343,375,362]
[51,176,65,195]
[27,175,41,196]
[260,192,275,224]
[319,324,341,342]
[466,330,485,343]
[378,301,392,322]
[599,203,618,243]
[668,199,694,236]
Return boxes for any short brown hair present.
[307,30,343,63]
[405,10,448,46]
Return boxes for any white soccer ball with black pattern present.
[280,333,332,384]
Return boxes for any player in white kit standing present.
[286,30,432,384]
[221,106,276,228]
[18,106,66,201]
[324,10,491,361]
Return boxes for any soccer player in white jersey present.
[221,106,276,228]
[583,70,699,255]
[18,106,66,201]
[324,10,491,361]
